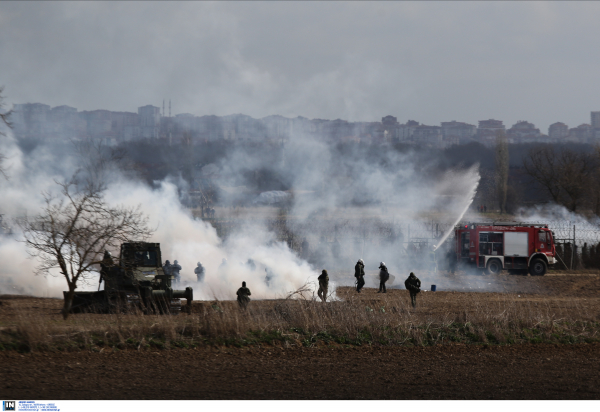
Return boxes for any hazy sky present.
[1,1,599,131]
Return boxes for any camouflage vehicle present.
[65,242,193,314]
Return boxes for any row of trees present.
[523,146,600,213]
[487,129,600,216]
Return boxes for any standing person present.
[194,262,205,282]
[354,259,365,293]
[404,272,421,308]
[163,260,172,281]
[378,262,389,293]
[317,269,329,302]
[236,281,251,310]
[171,260,182,285]
[264,267,274,287]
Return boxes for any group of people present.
[162,260,206,285]
[354,259,422,307]
[354,259,392,294]
[162,260,182,284]
[234,259,422,310]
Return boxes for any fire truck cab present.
[454,222,557,276]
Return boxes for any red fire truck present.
[454,222,557,276]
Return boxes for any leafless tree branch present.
[18,180,154,319]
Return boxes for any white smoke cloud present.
[0,125,321,299]
[1,120,483,299]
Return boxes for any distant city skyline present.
[2,2,600,131]
[10,100,600,148]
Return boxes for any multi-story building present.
[507,120,542,142]
[548,122,569,140]
[591,112,600,142]
[477,119,506,146]
[440,121,477,143]
[381,115,400,142]
[591,111,600,129]
[138,105,161,139]
[412,125,442,146]
[395,120,419,142]
[568,124,592,143]
[11,103,51,137]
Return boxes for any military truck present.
[65,242,193,314]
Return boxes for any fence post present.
[570,224,575,270]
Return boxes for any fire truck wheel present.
[529,259,547,276]
[486,259,502,275]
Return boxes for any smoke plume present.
[0,122,482,299]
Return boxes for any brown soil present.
[1,272,600,400]
[1,344,599,399]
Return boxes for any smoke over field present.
[0,123,482,299]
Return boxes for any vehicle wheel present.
[486,259,502,275]
[529,258,547,276]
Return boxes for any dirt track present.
[1,272,600,400]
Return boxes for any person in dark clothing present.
[236,281,251,310]
[163,260,172,279]
[378,262,389,293]
[194,262,205,282]
[317,269,329,302]
[171,260,182,285]
[404,272,421,308]
[354,259,365,293]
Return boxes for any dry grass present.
[1,287,599,352]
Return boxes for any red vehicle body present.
[454,222,557,276]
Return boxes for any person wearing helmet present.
[378,262,389,293]
[236,281,251,310]
[317,269,329,302]
[354,259,365,293]
[163,260,172,281]
[171,260,182,285]
[194,262,205,282]
[404,272,421,308]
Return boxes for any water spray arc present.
[434,165,480,251]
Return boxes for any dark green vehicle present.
[65,242,193,314]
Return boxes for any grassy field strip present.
[1,288,599,352]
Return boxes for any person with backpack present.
[354,259,365,293]
[236,281,251,310]
[378,262,389,293]
[404,272,421,308]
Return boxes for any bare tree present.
[0,86,12,179]
[18,179,153,319]
[72,138,128,184]
[495,131,509,214]
[523,146,596,212]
